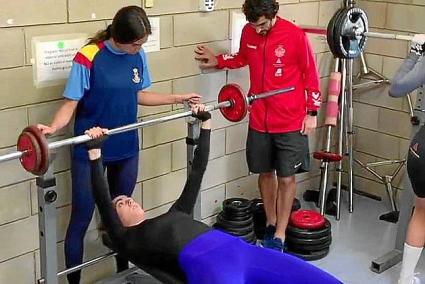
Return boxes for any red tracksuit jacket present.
[216,17,321,133]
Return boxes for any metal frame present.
[36,117,204,283]
[371,87,425,273]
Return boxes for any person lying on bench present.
[85,104,342,284]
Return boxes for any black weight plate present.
[217,212,253,228]
[213,223,254,236]
[288,247,330,261]
[334,7,369,58]
[287,237,332,252]
[286,219,331,240]
[333,8,350,58]
[286,233,332,246]
[223,198,251,212]
[292,198,301,212]
[240,230,255,242]
[222,211,253,222]
[327,8,343,57]
[222,207,252,218]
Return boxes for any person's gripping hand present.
[410,34,425,56]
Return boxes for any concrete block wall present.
[349,1,424,199]
[0,0,340,283]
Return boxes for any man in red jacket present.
[195,0,321,252]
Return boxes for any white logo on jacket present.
[132,68,141,84]
[275,68,283,77]
[247,44,257,49]
[223,54,235,60]
[274,45,286,58]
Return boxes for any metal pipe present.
[364,31,413,41]
[38,252,117,283]
[0,86,295,165]
[335,59,347,220]
[347,59,355,213]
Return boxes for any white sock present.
[398,243,423,284]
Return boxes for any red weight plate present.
[17,131,42,174]
[290,210,326,230]
[218,84,248,122]
[24,125,49,175]
[313,151,343,162]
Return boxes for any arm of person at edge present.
[194,25,249,70]
[86,128,127,243]
[37,58,87,135]
[299,31,321,136]
[168,104,211,215]
[389,34,425,97]
[137,91,201,106]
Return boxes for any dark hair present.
[89,6,152,44]
[242,0,279,23]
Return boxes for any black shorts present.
[246,128,310,177]
[407,125,425,198]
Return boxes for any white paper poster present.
[144,17,160,53]
[32,34,87,88]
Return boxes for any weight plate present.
[287,247,330,261]
[24,125,49,175]
[218,84,248,122]
[287,238,331,252]
[290,210,325,230]
[286,233,332,246]
[287,219,331,240]
[17,131,42,174]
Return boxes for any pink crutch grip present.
[325,72,342,126]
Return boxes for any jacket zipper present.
[262,34,269,132]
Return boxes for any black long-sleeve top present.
[90,129,212,283]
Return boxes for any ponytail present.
[88,24,112,45]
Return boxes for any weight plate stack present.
[286,218,332,261]
[213,198,256,244]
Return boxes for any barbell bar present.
[0,83,295,175]
[302,7,415,59]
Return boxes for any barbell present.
[0,83,295,176]
[303,7,414,59]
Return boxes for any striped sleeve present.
[63,43,103,101]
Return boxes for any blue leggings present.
[179,230,342,284]
[64,155,138,283]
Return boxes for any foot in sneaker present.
[260,225,276,247]
[267,237,285,252]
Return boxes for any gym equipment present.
[0,84,295,175]
[286,215,332,261]
[371,88,425,273]
[287,219,331,240]
[290,210,325,230]
[214,198,256,244]
[251,198,301,240]
[302,0,417,220]
[304,7,414,59]
[288,247,330,261]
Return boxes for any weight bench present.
[101,233,185,284]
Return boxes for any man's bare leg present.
[275,175,296,241]
[258,172,278,226]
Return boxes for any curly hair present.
[242,0,279,22]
